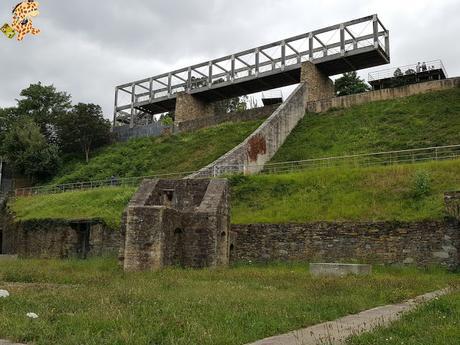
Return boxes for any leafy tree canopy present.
[16,82,72,142]
[2,118,61,182]
[56,103,112,162]
[334,71,370,96]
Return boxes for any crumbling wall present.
[2,217,120,259]
[121,178,230,271]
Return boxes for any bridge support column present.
[300,62,335,103]
[175,92,214,123]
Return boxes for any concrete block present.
[310,263,372,277]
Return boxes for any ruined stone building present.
[119,178,230,271]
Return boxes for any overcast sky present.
[0,0,458,120]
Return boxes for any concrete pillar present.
[175,92,214,123]
[300,62,335,103]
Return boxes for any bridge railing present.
[14,144,460,197]
[114,14,389,125]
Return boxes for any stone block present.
[310,263,372,277]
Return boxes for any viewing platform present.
[368,60,447,90]
[114,14,390,127]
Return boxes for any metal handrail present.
[368,60,447,81]
[15,144,460,197]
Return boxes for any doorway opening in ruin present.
[172,228,185,267]
[71,222,91,259]
[229,244,235,262]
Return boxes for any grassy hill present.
[51,119,264,185]
[11,159,460,228]
[10,87,460,228]
[272,88,460,162]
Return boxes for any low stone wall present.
[174,104,278,133]
[231,221,460,269]
[307,77,460,113]
[3,218,120,259]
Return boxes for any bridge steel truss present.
[114,14,389,127]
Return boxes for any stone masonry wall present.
[300,62,335,103]
[307,77,460,113]
[175,92,214,123]
[174,104,278,134]
[189,62,333,177]
[231,221,460,269]
[121,178,230,271]
[189,83,307,177]
[3,217,120,259]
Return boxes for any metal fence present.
[368,60,447,82]
[15,144,460,197]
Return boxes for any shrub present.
[411,170,431,199]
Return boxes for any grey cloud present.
[0,0,458,119]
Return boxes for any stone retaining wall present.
[189,83,308,177]
[231,221,460,269]
[445,191,460,221]
[307,77,460,113]
[2,217,120,258]
[174,104,278,133]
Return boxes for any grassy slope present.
[52,119,263,185]
[347,291,460,345]
[0,259,458,345]
[272,88,460,162]
[10,187,136,229]
[231,159,460,224]
[11,159,460,228]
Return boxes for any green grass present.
[0,259,458,345]
[231,159,460,224]
[51,119,263,185]
[10,187,136,229]
[347,291,460,345]
[11,159,460,228]
[272,88,460,162]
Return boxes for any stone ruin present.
[119,178,230,271]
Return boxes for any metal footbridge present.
[114,14,389,126]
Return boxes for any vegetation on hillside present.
[0,83,111,182]
[230,159,460,224]
[51,119,263,185]
[0,259,457,345]
[11,159,460,228]
[10,187,136,229]
[272,88,460,162]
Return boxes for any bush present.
[411,170,431,199]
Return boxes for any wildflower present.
[26,312,39,319]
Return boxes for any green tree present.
[2,119,61,182]
[16,82,72,142]
[56,103,112,163]
[334,71,370,96]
